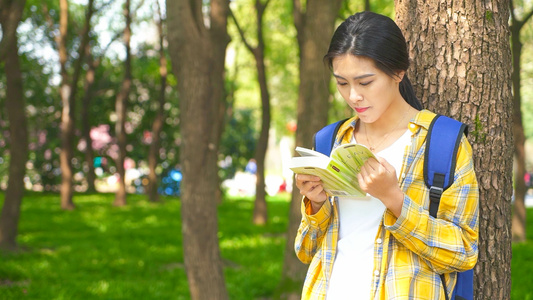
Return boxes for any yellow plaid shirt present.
[295,110,479,299]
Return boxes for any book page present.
[289,144,372,197]
[330,143,375,177]
[289,163,366,197]
[295,146,329,158]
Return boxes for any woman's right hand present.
[295,174,327,213]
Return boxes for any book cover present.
[289,143,375,198]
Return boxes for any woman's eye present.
[360,81,373,86]
[336,82,348,86]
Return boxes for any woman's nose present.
[349,88,362,102]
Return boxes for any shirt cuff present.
[301,196,333,230]
[383,195,422,241]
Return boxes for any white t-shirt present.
[326,128,411,300]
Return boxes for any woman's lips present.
[355,107,368,113]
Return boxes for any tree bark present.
[395,1,513,299]
[57,0,75,210]
[0,0,25,61]
[146,0,167,203]
[250,0,270,226]
[509,2,533,243]
[58,0,94,209]
[166,0,230,298]
[81,52,97,193]
[113,0,132,207]
[278,0,343,298]
[0,0,28,251]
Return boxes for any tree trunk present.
[230,0,271,225]
[364,0,371,11]
[250,0,270,226]
[166,0,230,299]
[57,0,75,210]
[509,3,533,243]
[0,0,25,61]
[395,1,513,299]
[253,45,270,225]
[81,52,97,193]
[58,0,94,208]
[278,0,344,298]
[0,0,28,251]
[114,0,132,207]
[146,0,167,203]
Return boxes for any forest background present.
[1,0,533,299]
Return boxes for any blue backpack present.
[313,115,473,300]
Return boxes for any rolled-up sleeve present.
[295,196,334,264]
[383,136,479,273]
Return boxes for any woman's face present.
[332,54,404,124]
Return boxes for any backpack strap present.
[424,115,468,300]
[424,115,467,217]
[313,118,348,156]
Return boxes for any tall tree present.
[81,50,98,193]
[278,0,344,298]
[146,0,167,203]
[510,0,533,243]
[230,0,271,225]
[0,0,28,251]
[81,28,121,194]
[166,0,230,298]
[395,1,513,299]
[56,0,95,210]
[113,0,132,207]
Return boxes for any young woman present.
[294,12,479,299]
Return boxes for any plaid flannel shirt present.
[295,109,479,299]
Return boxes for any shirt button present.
[409,123,416,129]
[376,238,382,244]
[374,270,380,276]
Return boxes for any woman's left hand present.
[357,156,404,217]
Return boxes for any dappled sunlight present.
[219,234,284,251]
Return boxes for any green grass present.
[0,192,532,299]
[0,192,289,299]
[511,206,533,300]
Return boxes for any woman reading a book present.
[293,11,479,299]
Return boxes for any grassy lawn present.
[0,192,532,299]
[0,192,288,299]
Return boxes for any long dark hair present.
[324,11,422,110]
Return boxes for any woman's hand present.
[357,156,404,217]
[295,174,327,214]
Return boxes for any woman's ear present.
[395,70,405,83]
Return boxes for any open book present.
[289,143,375,198]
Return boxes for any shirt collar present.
[334,109,437,148]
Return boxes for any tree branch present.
[293,0,303,33]
[522,8,533,26]
[229,8,255,54]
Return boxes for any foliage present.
[0,0,181,191]
[0,192,290,299]
[219,108,258,180]
[228,0,298,140]
[521,16,533,141]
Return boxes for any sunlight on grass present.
[220,234,283,250]
[89,280,110,295]
[0,193,287,299]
